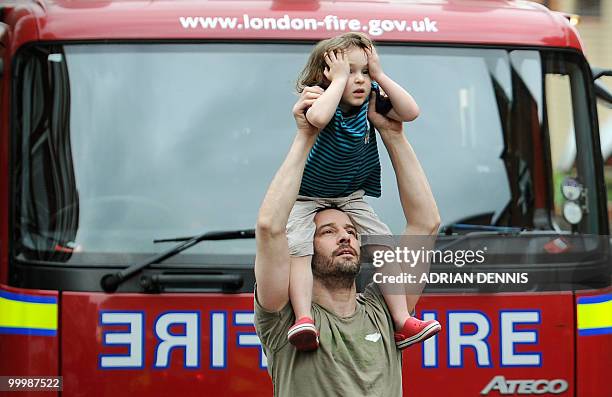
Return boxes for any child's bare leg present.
[289,255,313,320]
[288,255,318,351]
[364,245,411,329]
[384,289,412,330]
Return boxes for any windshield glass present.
[12,44,598,264]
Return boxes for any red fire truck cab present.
[1,0,611,396]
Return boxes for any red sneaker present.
[288,317,319,351]
[394,317,441,350]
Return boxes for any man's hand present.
[365,47,384,81]
[323,50,350,83]
[367,91,403,137]
[294,86,324,135]
[368,92,440,237]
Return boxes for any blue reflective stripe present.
[578,327,612,336]
[578,294,612,305]
[0,327,57,336]
[0,290,57,304]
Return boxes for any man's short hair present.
[313,204,339,214]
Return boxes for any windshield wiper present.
[437,228,522,251]
[437,225,571,251]
[100,228,255,293]
[441,223,523,235]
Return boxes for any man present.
[254,86,440,396]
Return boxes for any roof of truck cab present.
[1,0,583,52]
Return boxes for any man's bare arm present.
[367,92,439,235]
[255,87,322,312]
[367,93,440,312]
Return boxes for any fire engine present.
[0,0,611,396]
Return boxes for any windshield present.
[12,43,600,264]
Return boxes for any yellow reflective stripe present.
[577,299,612,330]
[0,295,57,330]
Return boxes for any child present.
[287,32,441,351]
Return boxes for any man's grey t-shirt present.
[254,283,402,397]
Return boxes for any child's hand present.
[323,50,350,83]
[365,47,384,81]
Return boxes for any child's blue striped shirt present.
[299,83,384,198]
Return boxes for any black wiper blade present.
[441,223,522,235]
[100,228,255,293]
[153,229,255,243]
[438,224,524,251]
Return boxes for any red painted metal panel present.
[575,287,612,397]
[4,0,581,56]
[403,292,575,396]
[62,290,574,396]
[62,292,271,397]
[0,285,59,397]
[0,335,59,397]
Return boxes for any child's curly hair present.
[296,32,374,93]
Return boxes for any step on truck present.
[0,0,611,396]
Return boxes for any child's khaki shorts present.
[287,190,393,257]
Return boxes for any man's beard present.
[312,246,361,290]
